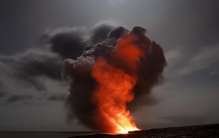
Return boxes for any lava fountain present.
[91,34,143,134]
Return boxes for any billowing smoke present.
[62,25,166,133]
[0,49,62,91]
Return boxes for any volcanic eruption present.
[62,25,166,134]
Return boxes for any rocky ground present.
[71,124,219,138]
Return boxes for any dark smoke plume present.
[0,50,62,91]
[62,25,166,132]
[41,28,86,60]
[7,95,33,103]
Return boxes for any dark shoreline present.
[0,124,218,138]
[71,124,219,138]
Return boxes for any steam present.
[62,25,166,133]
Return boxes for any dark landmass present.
[71,124,219,138]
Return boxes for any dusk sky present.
[0,0,218,131]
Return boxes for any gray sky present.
[0,0,218,131]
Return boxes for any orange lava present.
[91,34,143,134]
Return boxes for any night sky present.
[0,0,218,131]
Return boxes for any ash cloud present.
[90,24,114,44]
[0,24,114,99]
[7,95,33,103]
[62,25,166,132]
[43,28,86,60]
[0,49,62,91]
[42,24,115,60]
[47,94,67,101]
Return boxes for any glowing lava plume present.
[62,25,166,134]
[91,35,143,133]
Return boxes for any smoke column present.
[62,25,166,133]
